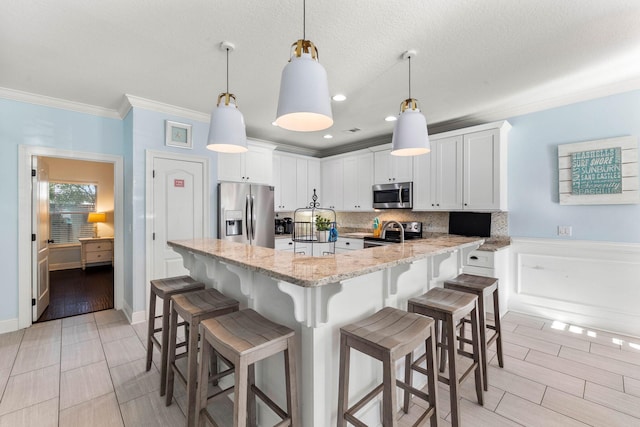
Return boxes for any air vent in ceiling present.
[343,128,362,133]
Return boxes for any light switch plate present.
[558,225,572,237]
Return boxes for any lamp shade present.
[87,212,106,223]
[206,94,248,153]
[391,100,430,156]
[276,50,333,132]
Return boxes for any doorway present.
[33,156,115,323]
[17,146,124,330]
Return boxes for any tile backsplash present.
[276,210,509,237]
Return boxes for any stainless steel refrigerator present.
[218,182,275,248]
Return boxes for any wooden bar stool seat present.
[444,273,503,391]
[337,307,439,427]
[408,288,483,427]
[146,276,205,396]
[195,309,299,427]
[165,288,239,427]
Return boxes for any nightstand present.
[78,237,114,270]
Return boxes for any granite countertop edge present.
[169,237,485,288]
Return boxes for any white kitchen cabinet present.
[342,152,373,211]
[321,157,344,210]
[373,148,413,184]
[217,140,275,185]
[413,121,510,212]
[274,153,321,211]
[462,247,510,317]
[432,135,464,210]
[274,237,294,251]
[335,237,364,253]
[463,129,506,211]
[273,154,297,211]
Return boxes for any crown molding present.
[0,87,121,119]
[121,94,211,122]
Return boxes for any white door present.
[152,157,206,281]
[32,156,50,320]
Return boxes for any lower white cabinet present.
[335,238,364,254]
[462,248,509,317]
[275,238,294,251]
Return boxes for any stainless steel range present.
[363,221,423,248]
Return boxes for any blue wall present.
[0,98,217,325]
[507,90,640,243]
[0,99,124,322]
[128,108,217,313]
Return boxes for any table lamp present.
[87,212,106,238]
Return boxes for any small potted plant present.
[315,215,332,242]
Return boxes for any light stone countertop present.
[168,236,484,288]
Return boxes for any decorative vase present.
[317,230,329,242]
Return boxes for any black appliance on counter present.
[363,221,423,248]
[275,217,293,235]
[448,212,491,237]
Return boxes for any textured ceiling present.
[2,0,640,156]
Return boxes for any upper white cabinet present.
[413,121,510,211]
[217,140,275,185]
[343,152,373,211]
[273,153,322,212]
[321,157,344,210]
[372,147,413,184]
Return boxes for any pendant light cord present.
[303,0,306,40]
[408,55,412,99]
[226,48,229,93]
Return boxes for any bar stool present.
[146,276,205,396]
[408,288,483,427]
[444,273,503,391]
[337,307,439,427]
[165,288,239,427]
[195,309,299,427]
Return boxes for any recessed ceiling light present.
[271,121,278,126]
[332,94,347,102]
[385,115,397,122]
[323,134,333,139]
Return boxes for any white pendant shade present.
[391,103,430,156]
[206,95,248,153]
[276,51,333,132]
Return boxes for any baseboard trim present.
[0,318,19,334]
[131,310,146,324]
[49,262,82,271]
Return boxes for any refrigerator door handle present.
[250,195,256,240]
[245,195,251,239]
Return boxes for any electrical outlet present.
[558,225,572,237]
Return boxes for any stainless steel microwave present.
[372,182,413,209]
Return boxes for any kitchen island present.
[168,235,483,426]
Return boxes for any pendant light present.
[206,41,248,153]
[275,0,333,132]
[391,50,430,156]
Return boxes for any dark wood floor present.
[36,265,114,323]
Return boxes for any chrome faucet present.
[381,220,405,243]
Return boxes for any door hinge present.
[31,169,36,177]
[32,298,36,306]
[152,170,155,178]
[32,233,36,242]
[152,232,156,240]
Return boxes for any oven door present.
[372,182,413,209]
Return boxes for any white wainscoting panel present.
[508,237,640,337]
[48,244,82,271]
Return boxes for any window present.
[49,183,97,244]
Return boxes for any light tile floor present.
[0,310,639,426]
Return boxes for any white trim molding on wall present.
[508,237,640,338]
[17,145,125,330]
